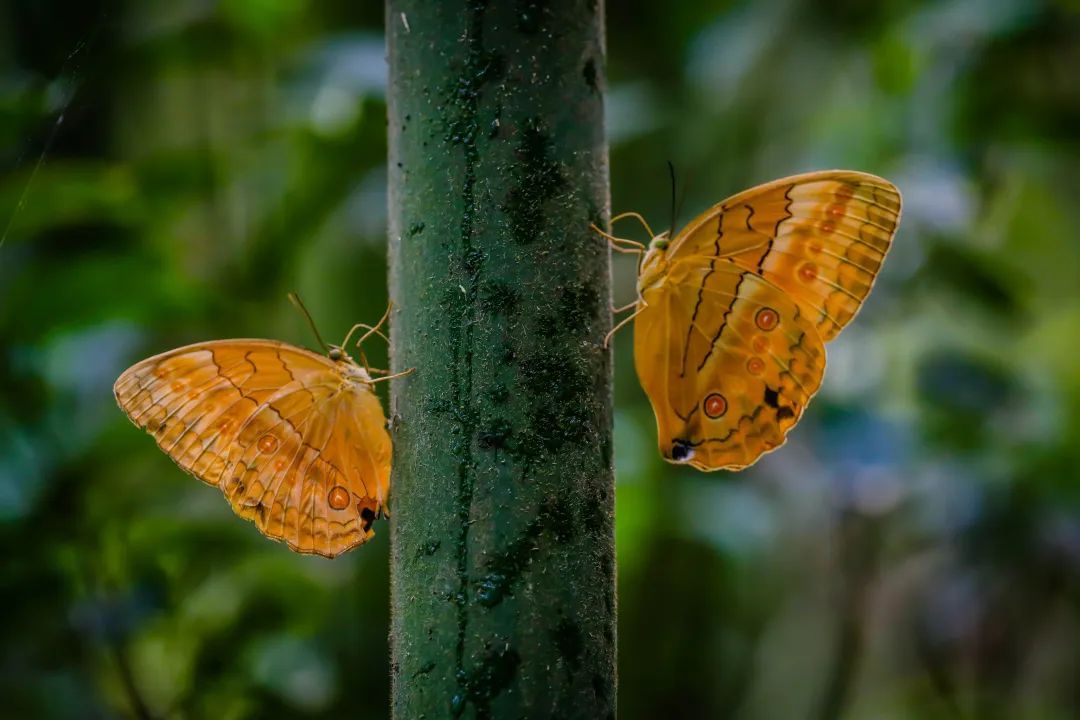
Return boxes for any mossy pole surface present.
[386,1,613,718]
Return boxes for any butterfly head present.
[327,345,375,383]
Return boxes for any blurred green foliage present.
[2,1,1079,718]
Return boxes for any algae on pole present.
[387,1,615,717]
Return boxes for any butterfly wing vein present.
[114,339,390,557]
[634,171,901,470]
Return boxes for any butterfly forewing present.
[669,170,901,341]
[114,339,390,558]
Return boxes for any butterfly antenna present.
[288,292,330,353]
[674,167,691,235]
[667,161,677,238]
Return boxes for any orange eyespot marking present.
[170,381,185,393]
[327,485,350,510]
[273,456,289,471]
[820,220,836,235]
[752,335,769,353]
[826,203,845,218]
[799,262,818,283]
[807,241,823,256]
[746,357,766,376]
[217,419,233,433]
[755,307,779,331]
[257,434,279,454]
[834,184,855,200]
[704,393,728,419]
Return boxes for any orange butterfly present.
[597,170,902,471]
[113,300,410,557]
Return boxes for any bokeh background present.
[2,1,1079,718]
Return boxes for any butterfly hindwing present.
[636,258,826,470]
[220,375,388,556]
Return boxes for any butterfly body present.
[626,170,902,471]
[114,339,391,557]
[636,232,672,292]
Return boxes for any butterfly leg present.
[343,303,395,372]
[603,303,645,348]
[342,323,383,353]
[590,223,647,254]
[357,301,393,346]
[345,324,390,347]
[595,225,647,315]
[341,329,379,369]
[610,211,656,239]
[368,367,416,384]
[610,242,646,255]
[342,302,393,350]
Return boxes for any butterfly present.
[113,300,410,557]
[596,170,902,471]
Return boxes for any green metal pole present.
[386,1,614,718]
